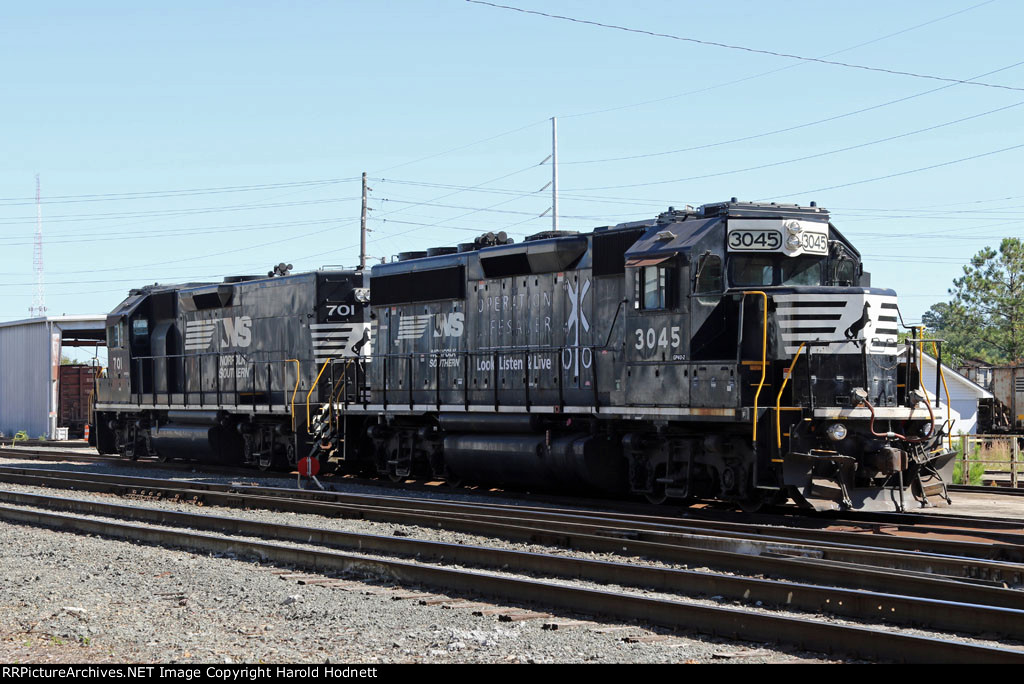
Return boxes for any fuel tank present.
[150,423,236,462]
[442,433,626,493]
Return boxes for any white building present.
[899,350,993,435]
[0,315,106,440]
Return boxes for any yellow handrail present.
[931,340,953,450]
[913,326,924,391]
[775,342,806,448]
[286,359,300,432]
[306,359,333,434]
[743,291,769,442]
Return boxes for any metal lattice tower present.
[29,174,46,318]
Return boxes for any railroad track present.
[1,489,1022,663]
[6,445,1024,525]
[1,464,1024,626]
[951,484,1024,497]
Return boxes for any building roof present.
[0,314,106,330]
[0,315,107,345]
[897,349,993,399]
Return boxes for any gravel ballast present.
[2,452,1020,663]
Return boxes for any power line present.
[0,218,347,248]
[370,119,550,174]
[467,1,1024,93]
[0,197,361,226]
[562,100,1024,191]
[559,60,1024,166]
[757,141,1024,200]
[556,0,998,120]
[0,178,360,207]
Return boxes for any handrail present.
[328,359,354,430]
[742,291,769,442]
[286,359,300,432]
[306,359,333,433]
[775,341,806,448]
[913,325,924,393]
[899,332,953,449]
[931,340,953,450]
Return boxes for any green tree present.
[947,238,1024,363]
[920,301,1003,366]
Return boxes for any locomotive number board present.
[727,228,781,251]
[727,219,828,257]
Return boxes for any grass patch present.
[953,459,987,485]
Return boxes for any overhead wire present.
[757,141,1024,200]
[561,100,1024,191]
[466,1,1024,92]
[554,0,999,120]
[0,177,360,207]
[558,60,1024,166]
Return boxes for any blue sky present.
[2,1,1022,362]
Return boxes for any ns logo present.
[222,316,252,347]
[184,315,252,351]
[433,312,464,338]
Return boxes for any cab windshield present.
[729,255,823,287]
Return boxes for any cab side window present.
[131,318,149,339]
[107,320,126,348]
[694,254,723,304]
[640,265,674,310]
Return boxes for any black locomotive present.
[91,200,954,512]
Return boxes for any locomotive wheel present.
[645,482,668,505]
[257,451,283,471]
[645,465,668,504]
[124,426,139,461]
[738,494,764,513]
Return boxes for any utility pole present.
[360,172,369,270]
[30,174,46,318]
[551,117,559,232]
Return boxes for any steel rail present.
[1,465,1023,585]
[6,447,1024,527]
[2,464,1023,570]
[1,502,1022,663]
[1,469,1023,609]
[951,485,1024,497]
[2,487,1022,641]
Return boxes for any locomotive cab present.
[613,201,953,511]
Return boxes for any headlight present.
[786,235,802,249]
[826,423,848,441]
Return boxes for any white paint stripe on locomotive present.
[335,403,737,418]
[775,307,852,316]
[813,407,940,421]
[310,324,358,331]
[95,403,290,414]
[777,321,840,330]
[311,334,354,341]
